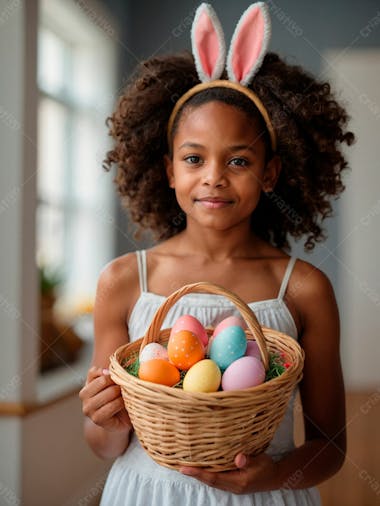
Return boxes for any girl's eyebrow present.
[178,142,257,153]
[178,142,204,150]
[227,144,257,153]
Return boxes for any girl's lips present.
[195,198,233,209]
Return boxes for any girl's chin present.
[186,215,251,233]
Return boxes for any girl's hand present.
[79,366,132,433]
[179,452,278,494]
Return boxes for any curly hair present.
[103,51,354,250]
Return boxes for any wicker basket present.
[109,282,304,471]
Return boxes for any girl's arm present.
[274,263,346,488]
[180,264,346,493]
[79,257,138,460]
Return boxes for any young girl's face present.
[165,101,280,233]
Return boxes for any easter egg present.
[183,359,221,393]
[139,343,169,363]
[213,316,246,338]
[245,340,262,361]
[170,315,208,347]
[222,356,265,391]
[210,325,247,370]
[138,359,180,386]
[206,334,215,356]
[167,330,205,370]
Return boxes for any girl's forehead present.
[174,101,264,147]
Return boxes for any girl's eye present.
[184,155,201,164]
[229,157,248,167]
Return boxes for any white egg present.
[139,343,168,363]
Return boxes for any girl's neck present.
[172,223,266,262]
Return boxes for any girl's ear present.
[262,155,281,192]
[164,154,175,188]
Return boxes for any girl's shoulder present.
[287,258,338,336]
[96,252,141,319]
[289,258,335,299]
[98,251,139,285]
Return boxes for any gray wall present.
[117,0,380,73]
[103,0,380,286]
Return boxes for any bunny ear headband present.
[167,2,277,151]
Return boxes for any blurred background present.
[0,0,379,504]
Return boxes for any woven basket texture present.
[109,282,304,471]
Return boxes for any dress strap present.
[135,250,148,293]
[277,256,297,300]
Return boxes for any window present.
[37,0,117,316]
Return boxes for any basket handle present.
[141,282,269,370]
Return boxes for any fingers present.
[79,366,123,419]
[179,467,217,484]
[234,453,247,468]
[179,453,253,494]
[81,382,121,415]
[91,396,126,426]
[182,453,277,494]
[86,366,109,384]
[81,374,116,399]
[79,367,115,400]
[79,365,132,433]
[91,384,121,411]
[179,466,244,493]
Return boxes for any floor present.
[294,390,380,506]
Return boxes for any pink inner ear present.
[232,7,265,82]
[195,9,220,78]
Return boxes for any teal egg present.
[209,325,247,370]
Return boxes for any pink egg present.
[245,340,262,361]
[139,343,168,363]
[221,356,265,391]
[170,315,208,347]
[213,316,246,339]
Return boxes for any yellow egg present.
[183,359,221,393]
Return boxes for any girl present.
[79,3,354,505]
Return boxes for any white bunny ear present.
[227,2,271,85]
[191,3,226,82]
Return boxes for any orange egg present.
[167,330,205,370]
[138,359,180,386]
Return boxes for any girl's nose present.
[202,162,228,187]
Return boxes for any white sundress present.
[100,251,321,506]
